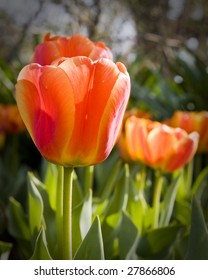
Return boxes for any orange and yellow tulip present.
[33,33,113,65]
[167,111,208,153]
[15,56,130,167]
[117,116,199,172]
[0,104,25,134]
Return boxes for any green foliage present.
[30,227,52,260]
[74,216,104,260]
[187,197,208,259]
[0,241,12,260]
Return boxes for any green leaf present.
[137,225,182,259]
[30,227,52,260]
[30,174,57,257]
[159,172,182,227]
[7,197,30,240]
[27,172,44,237]
[80,190,92,239]
[0,241,12,260]
[74,216,105,260]
[127,176,148,234]
[192,166,208,199]
[187,197,208,260]
[72,171,84,208]
[105,164,129,216]
[118,212,139,259]
[174,200,191,225]
[44,163,58,210]
[72,190,92,256]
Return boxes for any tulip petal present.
[16,64,75,164]
[94,65,130,163]
[165,131,199,172]
[125,117,150,163]
[33,42,60,65]
[84,59,130,164]
[89,42,113,60]
[147,125,176,165]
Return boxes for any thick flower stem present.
[56,165,63,259]
[152,171,164,228]
[63,167,74,260]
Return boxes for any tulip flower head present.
[167,111,208,153]
[16,56,130,167]
[33,33,113,65]
[117,116,199,172]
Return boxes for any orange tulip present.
[117,116,199,172]
[0,104,25,134]
[117,108,151,161]
[33,33,113,65]
[167,111,208,153]
[15,56,130,167]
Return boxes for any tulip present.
[15,56,130,167]
[117,116,199,172]
[0,104,25,134]
[167,111,208,153]
[117,108,151,162]
[33,33,113,65]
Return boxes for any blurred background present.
[0,0,207,63]
[0,0,207,113]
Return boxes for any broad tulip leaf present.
[7,197,30,240]
[159,172,182,227]
[127,176,148,233]
[105,164,129,216]
[74,216,104,260]
[118,212,139,259]
[72,190,92,256]
[30,227,52,260]
[27,172,44,237]
[0,241,12,260]
[137,225,182,259]
[187,196,208,260]
[44,162,58,210]
[31,174,57,257]
[102,211,139,260]
[174,200,191,226]
[192,166,208,199]
[72,171,84,208]
[80,190,92,239]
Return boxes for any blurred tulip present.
[15,56,130,167]
[167,111,208,153]
[117,116,199,172]
[33,33,113,65]
[0,104,25,134]
[117,108,151,161]
[123,108,151,121]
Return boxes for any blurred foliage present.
[127,47,208,120]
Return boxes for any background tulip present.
[167,111,208,153]
[0,104,25,134]
[33,33,113,65]
[117,116,199,172]
[15,56,130,167]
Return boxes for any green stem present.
[84,165,94,193]
[56,165,63,259]
[152,170,164,229]
[63,167,74,260]
[136,164,146,193]
[186,158,194,192]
